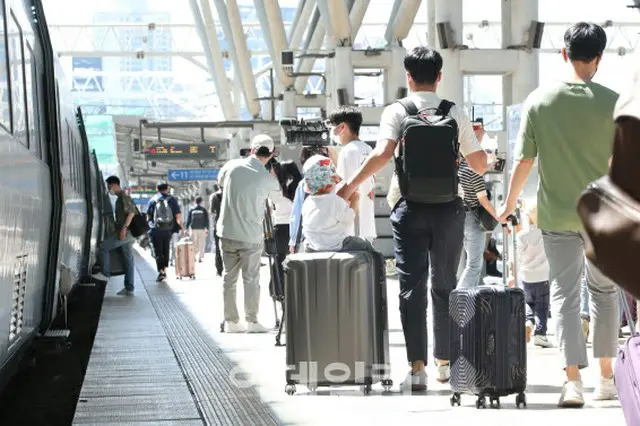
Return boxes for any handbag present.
[577,116,640,296]
[470,205,498,232]
[577,176,640,293]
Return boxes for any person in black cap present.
[146,182,184,281]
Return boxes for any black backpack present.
[394,98,460,204]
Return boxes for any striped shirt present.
[458,161,487,208]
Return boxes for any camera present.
[280,117,330,146]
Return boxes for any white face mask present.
[331,127,342,144]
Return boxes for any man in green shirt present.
[499,22,619,407]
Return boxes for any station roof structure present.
[43,0,640,194]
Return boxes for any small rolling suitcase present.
[175,236,196,279]
[283,251,392,395]
[449,215,527,409]
[615,289,640,426]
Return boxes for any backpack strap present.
[437,100,455,117]
[396,98,419,117]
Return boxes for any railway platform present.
[73,246,625,425]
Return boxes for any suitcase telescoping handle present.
[619,287,638,337]
[501,215,519,287]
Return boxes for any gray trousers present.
[542,231,620,369]
[221,238,263,323]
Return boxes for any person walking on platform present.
[329,106,377,242]
[147,182,184,282]
[217,134,280,333]
[92,176,136,295]
[499,22,620,406]
[338,46,488,392]
[186,196,209,263]
[210,185,224,276]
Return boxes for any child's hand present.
[507,277,515,288]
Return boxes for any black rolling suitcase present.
[449,216,527,409]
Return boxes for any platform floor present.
[74,246,625,425]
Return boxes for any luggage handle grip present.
[619,287,638,337]
[501,215,518,227]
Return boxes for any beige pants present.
[190,229,207,261]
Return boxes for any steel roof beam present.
[388,0,423,44]
[289,0,316,50]
[189,0,235,120]
[213,0,262,118]
[253,0,294,88]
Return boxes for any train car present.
[0,0,110,391]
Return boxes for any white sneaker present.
[247,322,268,333]
[533,335,554,348]
[92,272,109,282]
[226,321,246,333]
[436,364,451,383]
[525,320,534,343]
[400,369,427,392]
[593,376,617,401]
[558,380,585,407]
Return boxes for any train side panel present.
[0,0,53,363]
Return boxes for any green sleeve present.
[515,104,538,161]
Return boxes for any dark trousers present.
[213,229,223,276]
[523,281,550,335]
[269,224,290,299]
[152,232,172,272]
[390,198,465,364]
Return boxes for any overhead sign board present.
[168,168,220,182]
[143,142,218,160]
[129,185,156,195]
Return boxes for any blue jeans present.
[100,233,135,291]
[523,281,550,335]
[458,212,486,289]
[391,198,465,363]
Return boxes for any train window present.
[7,12,27,147]
[0,4,10,132]
[25,43,39,158]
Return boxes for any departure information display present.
[142,143,218,160]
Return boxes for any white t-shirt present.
[301,192,355,251]
[269,189,293,225]
[614,50,640,121]
[380,91,484,207]
[516,224,550,283]
[337,140,376,239]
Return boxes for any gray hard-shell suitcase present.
[283,251,392,395]
[449,285,527,409]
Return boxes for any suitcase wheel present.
[489,396,501,409]
[475,396,487,409]
[285,384,296,395]
[191,275,196,280]
[382,379,393,393]
[219,322,225,333]
[515,392,527,408]
[361,384,372,395]
[450,392,461,407]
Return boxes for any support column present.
[434,0,464,105]
[333,46,354,107]
[281,90,297,144]
[511,1,539,104]
[384,45,407,104]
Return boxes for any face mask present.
[331,126,342,144]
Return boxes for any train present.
[0,0,112,391]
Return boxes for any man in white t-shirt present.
[328,106,376,241]
[338,46,488,392]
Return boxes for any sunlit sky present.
[43,0,640,114]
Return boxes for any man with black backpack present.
[147,182,184,282]
[338,46,488,392]
[186,196,210,263]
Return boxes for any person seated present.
[300,155,386,285]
